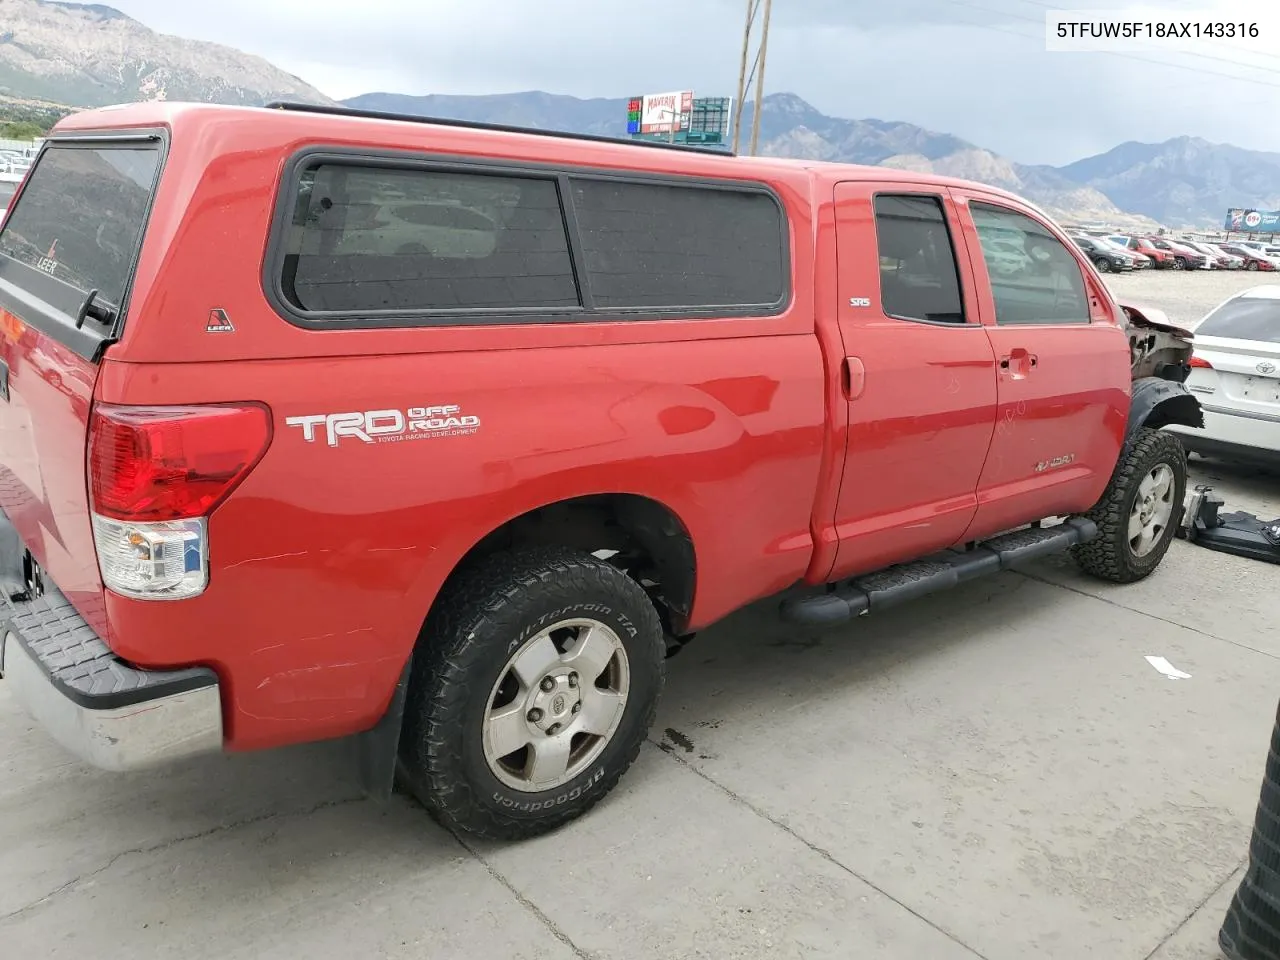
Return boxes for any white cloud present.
[103,0,1280,165]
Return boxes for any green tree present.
[0,121,44,141]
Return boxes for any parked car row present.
[1213,240,1280,272]
[1067,233,1150,272]
[0,173,21,223]
[0,149,33,222]
[0,150,31,178]
[1070,230,1280,273]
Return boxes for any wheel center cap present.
[529,675,580,730]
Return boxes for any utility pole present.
[732,0,775,156]
[731,0,754,155]
[749,0,773,157]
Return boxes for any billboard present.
[626,91,693,136]
[1225,208,1280,233]
[626,95,731,147]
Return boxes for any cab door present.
[949,190,1131,540]
[826,182,998,582]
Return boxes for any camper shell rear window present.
[0,141,161,313]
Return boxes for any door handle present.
[999,348,1037,376]
[842,356,866,400]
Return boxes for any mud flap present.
[355,657,412,804]
[1178,485,1280,565]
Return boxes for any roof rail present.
[262,101,737,157]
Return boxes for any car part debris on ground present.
[1179,485,1280,565]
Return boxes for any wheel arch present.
[358,491,698,802]
[1126,376,1204,457]
[445,492,699,637]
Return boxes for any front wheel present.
[1072,428,1187,583]
[399,546,666,840]
[1094,257,1112,273]
[1248,260,1260,271]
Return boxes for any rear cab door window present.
[872,193,968,325]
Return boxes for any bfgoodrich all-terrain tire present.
[1072,427,1187,583]
[398,546,665,840]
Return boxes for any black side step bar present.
[780,517,1098,625]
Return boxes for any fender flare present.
[1124,377,1204,457]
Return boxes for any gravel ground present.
[1103,267,1276,329]
[2,274,1278,959]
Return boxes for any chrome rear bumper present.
[0,516,222,772]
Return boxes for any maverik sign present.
[626,91,694,135]
[1225,208,1280,233]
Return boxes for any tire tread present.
[399,546,664,840]
[1072,427,1187,583]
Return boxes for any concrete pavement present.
[2,456,1277,959]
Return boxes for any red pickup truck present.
[0,102,1202,840]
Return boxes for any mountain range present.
[0,0,331,109]
[345,90,1160,230]
[1,0,1276,230]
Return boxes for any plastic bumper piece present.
[0,586,222,772]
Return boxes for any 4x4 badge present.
[206,309,235,333]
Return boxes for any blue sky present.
[105,0,1280,166]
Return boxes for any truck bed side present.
[77,107,835,749]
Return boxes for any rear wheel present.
[399,546,665,840]
[1248,260,1260,271]
[1072,428,1187,583]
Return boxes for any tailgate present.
[0,135,163,620]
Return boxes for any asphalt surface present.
[3,271,1279,959]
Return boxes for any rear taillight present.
[1188,356,1213,369]
[88,403,271,600]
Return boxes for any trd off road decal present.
[285,406,481,447]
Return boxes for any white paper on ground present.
[1145,655,1192,680]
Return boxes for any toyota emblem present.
[1258,361,1277,375]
